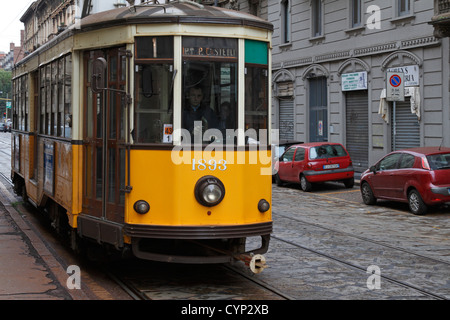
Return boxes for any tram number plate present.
[323,164,339,170]
[192,159,227,171]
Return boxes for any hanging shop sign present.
[341,71,367,91]
[387,65,419,87]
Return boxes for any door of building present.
[309,77,328,142]
[279,99,294,141]
[391,99,420,150]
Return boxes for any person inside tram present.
[219,101,231,130]
[182,85,218,138]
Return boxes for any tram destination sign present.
[386,71,404,102]
[183,47,237,58]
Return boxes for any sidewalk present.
[0,199,68,299]
[0,133,79,300]
[0,178,75,299]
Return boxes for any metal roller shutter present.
[279,100,294,140]
[391,99,420,150]
[345,91,369,173]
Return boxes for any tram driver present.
[182,86,218,139]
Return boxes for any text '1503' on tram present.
[11,0,273,273]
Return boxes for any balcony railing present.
[436,0,450,14]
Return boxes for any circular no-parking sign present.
[389,74,402,87]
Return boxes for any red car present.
[274,142,354,191]
[360,147,450,215]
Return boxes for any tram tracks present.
[272,212,450,300]
[104,208,450,300]
[105,260,291,300]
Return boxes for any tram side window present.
[134,37,174,144]
[12,74,28,131]
[244,40,269,145]
[182,37,238,144]
[39,54,72,138]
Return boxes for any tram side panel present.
[12,133,74,225]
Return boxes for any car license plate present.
[323,164,339,170]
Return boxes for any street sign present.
[386,72,404,101]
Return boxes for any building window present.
[398,0,410,16]
[281,0,291,43]
[249,0,259,16]
[351,0,362,27]
[312,0,322,37]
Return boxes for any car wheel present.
[408,189,427,215]
[300,175,312,192]
[343,177,354,188]
[361,182,377,205]
[275,174,283,187]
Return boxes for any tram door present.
[82,48,127,223]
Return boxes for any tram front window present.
[182,37,238,144]
[134,36,174,144]
[245,65,268,144]
[135,64,173,143]
[244,40,269,145]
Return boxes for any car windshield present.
[309,145,347,160]
[427,153,450,170]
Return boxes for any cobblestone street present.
[0,131,449,300]
[241,184,450,299]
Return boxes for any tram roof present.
[80,2,273,31]
[13,2,272,69]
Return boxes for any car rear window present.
[309,145,348,160]
[427,153,450,170]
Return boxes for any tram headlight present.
[134,200,150,214]
[195,176,225,207]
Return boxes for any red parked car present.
[360,147,450,215]
[274,142,354,191]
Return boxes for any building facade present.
[269,0,450,175]
[20,0,130,55]
[0,33,25,71]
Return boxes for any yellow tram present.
[11,1,273,269]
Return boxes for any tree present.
[0,69,12,118]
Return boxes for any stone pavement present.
[0,133,79,300]
[0,185,72,300]
[0,201,68,299]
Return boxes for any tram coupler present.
[236,253,267,274]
